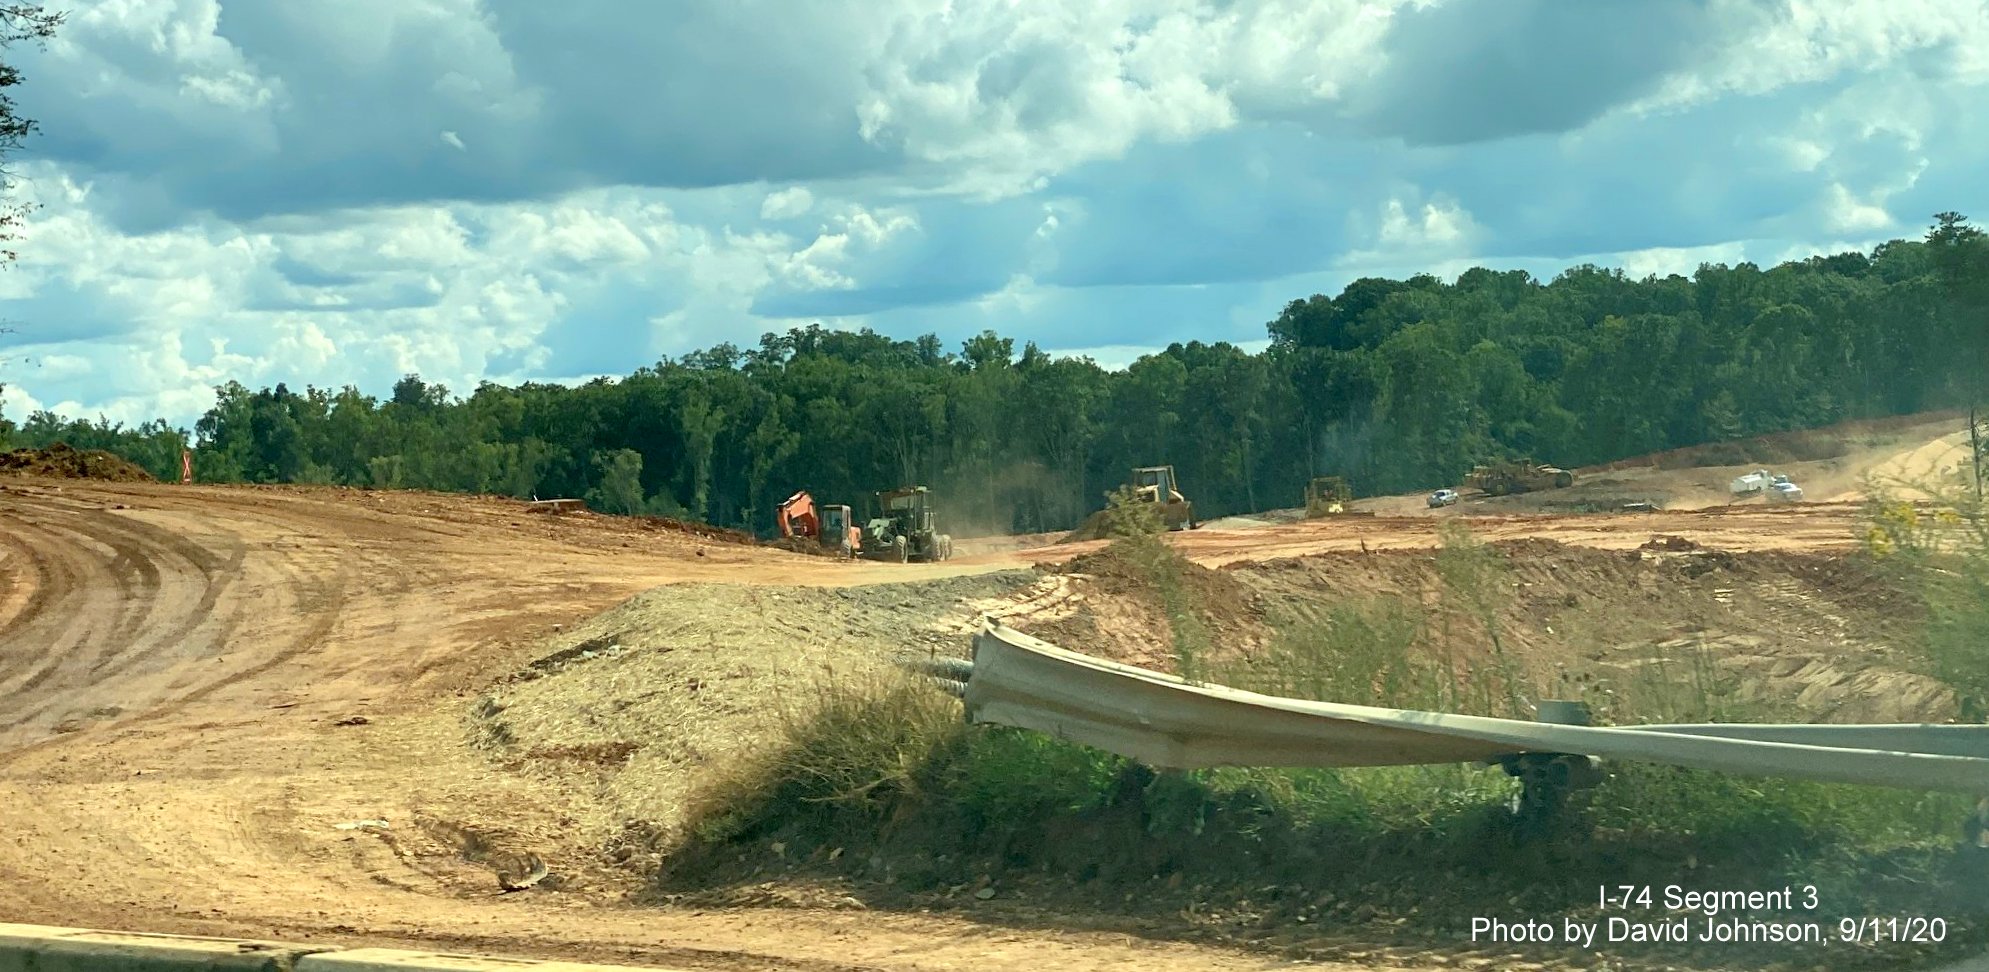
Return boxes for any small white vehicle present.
[1729,470,1774,495]
[1428,488,1460,508]
[1767,476,1804,503]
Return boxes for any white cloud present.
[760,187,814,220]
[1038,343,1158,370]
[1632,0,1989,113]
[0,164,864,420]
[1823,183,1897,234]
[1615,241,1749,279]
[2,0,1987,428]
[1337,193,1483,269]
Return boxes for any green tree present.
[0,3,60,269]
[14,212,1961,541]
[587,449,646,515]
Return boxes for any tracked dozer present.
[1464,459,1576,497]
[1305,476,1352,517]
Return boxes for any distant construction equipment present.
[1305,476,1352,517]
[1729,469,1804,503]
[863,486,953,562]
[1130,465,1196,530]
[775,490,861,558]
[1066,465,1199,541]
[1465,459,1576,497]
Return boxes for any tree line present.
[4,214,1987,536]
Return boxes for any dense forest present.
[5,214,1987,536]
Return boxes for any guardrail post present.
[1500,700,1604,842]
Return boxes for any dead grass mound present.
[469,571,1038,842]
[0,442,155,482]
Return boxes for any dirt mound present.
[1588,411,1962,473]
[517,498,756,545]
[1639,534,1702,552]
[0,442,155,482]
[625,513,755,545]
[1032,542,1273,671]
[763,535,838,557]
[472,572,1039,837]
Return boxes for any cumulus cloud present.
[17,0,1425,223]
[759,187,814,221]
[0,0,1985,426]
[1338,193,1484,268]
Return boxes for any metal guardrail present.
[950,621,1989,794]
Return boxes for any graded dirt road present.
[1017,501,1873,570]
[0,462,1938,971]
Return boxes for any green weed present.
[659,519,1988,969]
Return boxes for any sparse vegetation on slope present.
[629,525,1986,971]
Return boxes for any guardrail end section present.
[0,922,334,971]
[297,947,695,971]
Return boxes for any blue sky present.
[2,0,1986,427]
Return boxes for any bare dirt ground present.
[0,478,1377,972]
[0,416,1978,971]
[1201,413,1973,525]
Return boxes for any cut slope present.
[1334,412,1972,517]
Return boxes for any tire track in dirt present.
[0,496,260,743]
[0,507,126,709]
[0,511,70,662]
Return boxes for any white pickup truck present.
[1730,470,1774,495]
[1731,469,1804,502]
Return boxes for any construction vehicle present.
[863,486,953,563]
[1729,470,1804,503]
[1305,476,1353,517]
[1465,459,1576,497]
[1062,465,1199,541]
[1130,465,1196,530]
[1729,469,1774,496]
[775,490,861,558]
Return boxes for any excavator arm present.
[776,491,820,539]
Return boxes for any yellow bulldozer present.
[1464,459,1576,497]
[1063,465,1198,541]
[1305,476,1352,517]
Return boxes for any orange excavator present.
[775,490,861,558]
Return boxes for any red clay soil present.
[626,512,757,545]
[763,534,839,557]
